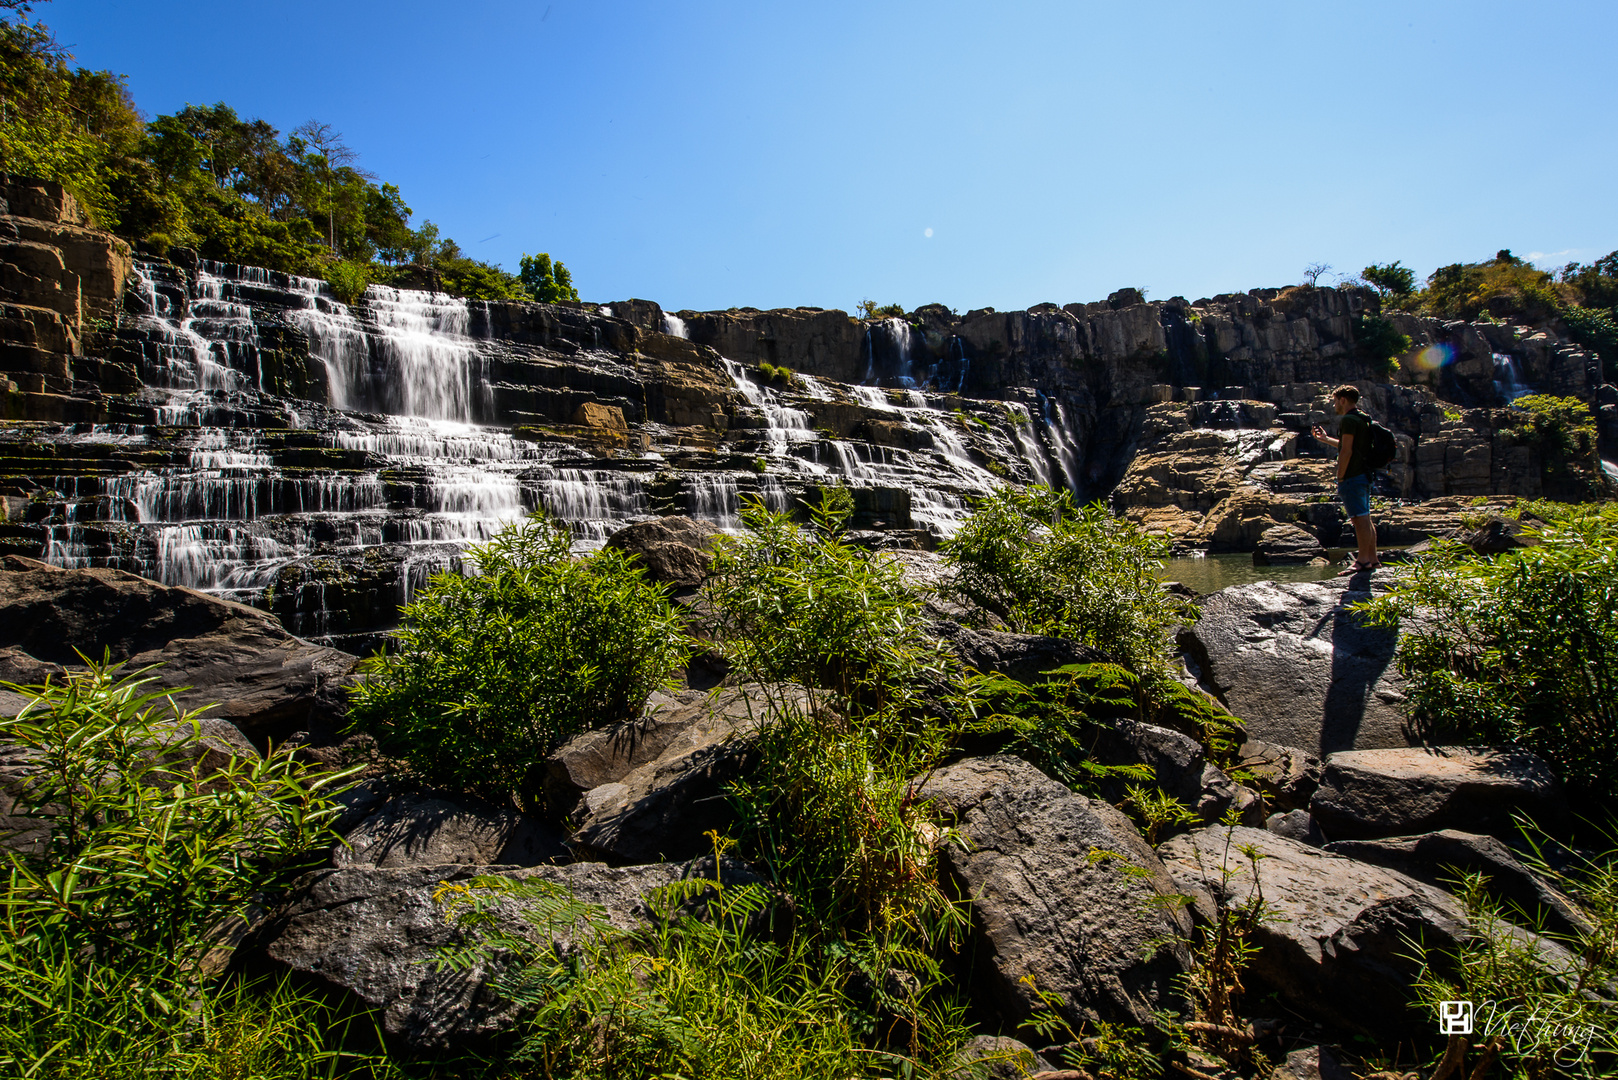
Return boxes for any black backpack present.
[1363,414,1398,471]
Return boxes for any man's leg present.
[1351,513,1377,567]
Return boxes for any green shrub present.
[437,873,972,1079]
[1362,261,1417,308]
[942,485,1193,675]
[0,657,369,1078]
[519,251,580,303]
[1356,516,1618,808]
[704,489,949,721]
[321,257,374,304]
[1560,303,1618,381]
[704,490,960,932]
[1420,253,1566,322]
[1352,314,1412,377]
[856,300,906,319]
[347,515,690,812]
[1505,394,1601,495]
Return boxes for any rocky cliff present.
[0,174,1611,648]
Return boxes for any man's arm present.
[1337,432,1354,481]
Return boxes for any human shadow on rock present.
[1318,574,1399,754]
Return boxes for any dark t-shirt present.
[1338,409,1372,480]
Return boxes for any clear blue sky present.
[45,0,1618,312]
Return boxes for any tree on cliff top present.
[520,252,581,304]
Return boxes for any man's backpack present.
[1365,416,1398,471]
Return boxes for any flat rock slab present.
[1157,825,1468,1037]
[0,557,358,746]
[248,857,755,1054]
[1310,746,1565,841]
[336,791,569,870]
[557,684,807,864]
[1325,830,1590,940]
[1183,573,1410,754]
[919,755,1192,1033]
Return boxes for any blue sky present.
[46,0,1618,312]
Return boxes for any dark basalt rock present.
[919,755,1193,1034]
[603,514,718,590]
[335,790,569,870]
[1180,574,1412,755]
[243,856,762,1054]
[0,555,359,747]
[1158,825,1471,1039]
[1251,522,1326,565]
[937,624,1107,684]
[552,684,808,865]
[1309,746,1567,842]
[1324,829,1591,940]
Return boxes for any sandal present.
[1336,560,1383,576]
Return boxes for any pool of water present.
[1159,552,1347,595]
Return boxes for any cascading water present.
[1005,403,1054,488]
[1492,352,1530,403]
[44,261,656,645]
[287,279,485,422]
[721,359,817,454]
[1041,393,1082,493]
[663,313,688,338]
[40,257,1092,647]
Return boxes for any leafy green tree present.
[520,251,581,303]
[942,484,1192,676]
[1361,261,1417,306]
[347,515,690,812]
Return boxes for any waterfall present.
[1492,352,1530,403]
[1006,404,1054,488]
[688,474,741,531]
[537,469,649,544]
[721,359,816,454]
[663,313,688,338]
[1041,393,1082,493]
[287,279,483,422]
[799,374,832,401]
[852,385,895,412]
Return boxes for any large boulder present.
[1309,746,1566,841]
[0,557,359,746]
[1181,574,1410,754]
[1251,523,1326,566]
[603,515,719,589]
[553,685,806,864]
[918,756,1193,1033]
[1157,825,1469,1037]
[1325,830,1591,940]
[335,790,569,870]
[245,856,759,1054]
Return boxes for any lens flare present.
[1414,343,1454,371]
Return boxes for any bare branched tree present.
[1302,262,1333,287]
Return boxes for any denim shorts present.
[1338,472,1372,519]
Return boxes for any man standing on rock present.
[1313,385,1380,574]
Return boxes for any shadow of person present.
[1317,573,1401,753]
